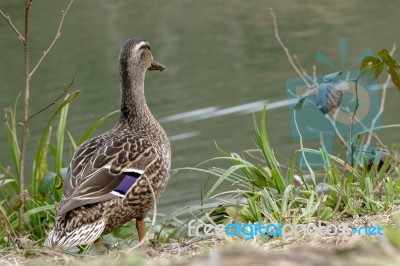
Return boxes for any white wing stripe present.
[111,191,125,198]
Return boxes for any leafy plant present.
[360,49,400,91]
[176,107,400,241]
[0,93,118,246]
[0,0,75,233]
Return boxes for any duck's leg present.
[136,218,146,241]
[93,238,104,253]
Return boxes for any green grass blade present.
[79,110,119,144]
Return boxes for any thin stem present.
[29,0,74,77]
[351,114,386,148]
[0,10,25,43]
[0,205,18,248]
[29,73,77,120]
[312,65,317,83]
[364,44,396,149]
[349,57,389,165]
[18,0,32,233]
[269,7,314,89]
[294,110,315,184]
[293,54,314,84]
[349,80,359,167]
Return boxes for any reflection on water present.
[0,0,399,215]
[169,131,200,142]
[164,98,297,135]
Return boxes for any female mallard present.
[44,38,170,249]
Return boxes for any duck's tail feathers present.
[44,220,105,250]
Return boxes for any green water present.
[1,0,399,214]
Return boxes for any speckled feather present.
[45,38,170,249]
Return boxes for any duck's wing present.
[57,132,157,216]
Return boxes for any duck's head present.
[119,38,166,75]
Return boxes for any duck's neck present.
[117,65,152,127]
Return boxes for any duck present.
[44,38,171,250]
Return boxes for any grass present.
[170,106,400,242]
[0,100,399,264]
[1,2,398,263]
[0,93,118,248]
[1,212,400,266]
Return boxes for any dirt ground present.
[1,212,400,266]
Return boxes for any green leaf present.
[320,206,333,221]
[360,56,383,80]
[60,167,68,180]
[360,49,400,91]
[55,96,70,173]
[67,131,78,150]
[39,172,57,195]
[33,91,80,194]
[0,179,15,187]
[295,96,306,111]
[281,185,294,216]
[4,93,21,176]
[23,204,56,223]
[79,110,119,144]
[388,67,400,92]
[378,49,400,68]
[377,49,400,91]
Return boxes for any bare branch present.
[0,10,25,43]
[29,73,77,120]
[364,74,391,148]
[29,0,74,77]
[364,44,396,149]
[293,110,316,184]
[293,54,314,84]
[347,111,386,148]
[18,0,32,233]
[269,7,314,89]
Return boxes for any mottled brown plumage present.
[45,38,170,249]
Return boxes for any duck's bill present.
[148,61,166,71]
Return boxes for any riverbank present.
[1,210,399,266]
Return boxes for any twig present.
[293,54,315,84]
[29,73,77,119]
[0,10,25,43]
[348,58,391,166]
[294,110,315,184]
[0,205,18,241]
[364,44,396,149]
[29,0,74,77]
[312,65,317,83]
[269,7,313,89]
[16,0,74,233]
[18,0,32,233]
[351,114,386,149]
[349,82,359,166]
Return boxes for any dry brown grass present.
[1,211,400,266]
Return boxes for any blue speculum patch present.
[114,172,141,195]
